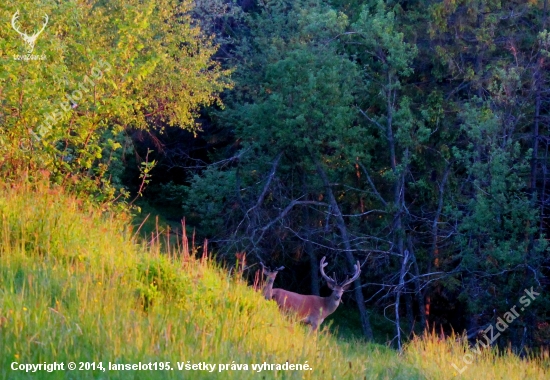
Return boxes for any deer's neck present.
[321,292,341,315]
[263,277,275,299]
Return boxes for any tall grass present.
[405,329,549,379]
[0,181,547,379]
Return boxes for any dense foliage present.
[0,0,229,201]
[180,0,550,348]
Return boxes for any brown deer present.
[265,256,361,331]
[259,262,285,300]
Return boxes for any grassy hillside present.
[0,181,548,379]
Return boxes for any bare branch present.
[357,161,388,207]
[260,200,328,232]
[357,107,385,131]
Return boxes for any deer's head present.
[319,256,361,304]
[259,262,285,280]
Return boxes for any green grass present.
[0,181,548,379]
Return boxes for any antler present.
[35,14,49,37]
[11,11,24,37]
[319,256,361,287]
[319,256,337,286]
[339,260,361,287]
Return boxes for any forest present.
[1,0,550,365]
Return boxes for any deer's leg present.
[307,320,321,333]
[300,316,321,332]
[300,316,313,327]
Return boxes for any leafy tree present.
[0,0,230,201]
[185,0,376,339]
[127,0,550,347]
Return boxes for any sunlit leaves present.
[0,0,230,200]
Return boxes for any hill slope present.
[0,182,547,379]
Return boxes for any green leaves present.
[0,0,230,201]
[352,1,417,77]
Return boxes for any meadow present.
[0,181,548,379]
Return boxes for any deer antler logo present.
[11,10,49,54]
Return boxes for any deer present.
[259,262,285,300]
[11,10,49,54]
[264,256,361,331]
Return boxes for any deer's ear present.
[326,280,337,290]
[342,283,353,291]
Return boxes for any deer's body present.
[271,289,340,330]
[261,257,361,331]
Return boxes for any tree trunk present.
[396,250,410,352]
[315,160,374,340]
[405,292,414,336]
[407,237,426,331]
[307,238,320,296]
[302,173,320,296]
